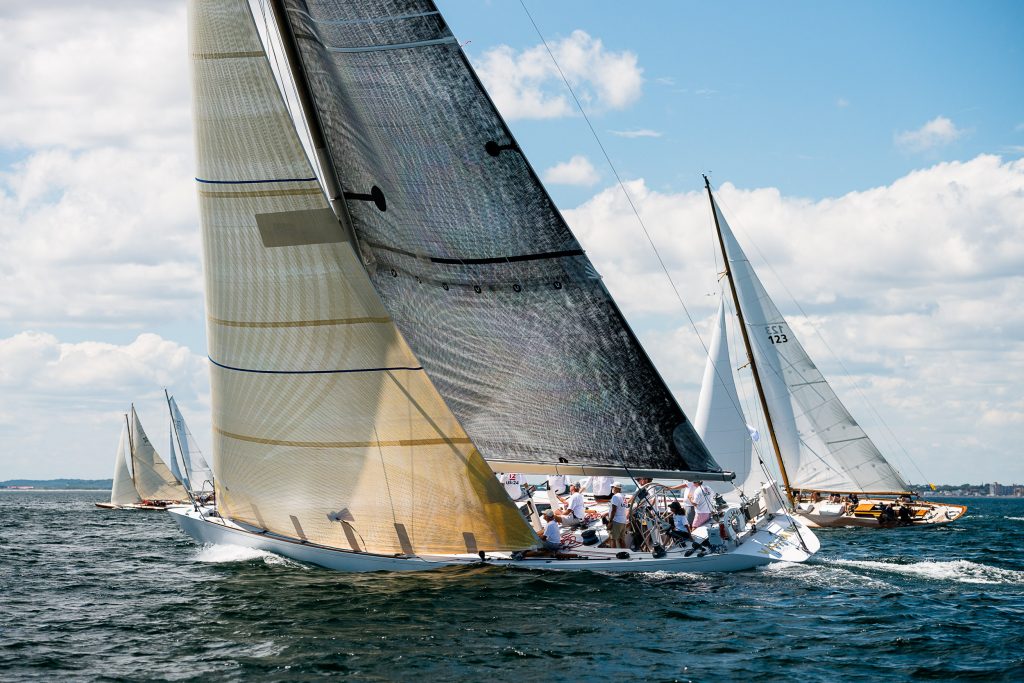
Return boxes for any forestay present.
[695,300,765,499]
[110,425,141,506]
[712,198,910,494]
[275,0,724,478]
[188,0,536,554]
[129,408,188,501]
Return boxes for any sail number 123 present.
[765,324,788,344]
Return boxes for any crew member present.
[607,482,628,548]
[556,482,586,525]
[541,509,562,552]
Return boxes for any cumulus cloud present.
[610,129,662,138]
[895,116,964,152]
[473,29,643,120]
[563,155,1024,482]
[0,332,209,478]
[0,2,189,150]
[542,155,600,186]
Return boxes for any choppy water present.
[2,492,1023,681]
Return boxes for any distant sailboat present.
[96,408,189,510]
[168,0,818,571]
[702,176,966,528]
[166,390,215,503]
[95,425,142,509]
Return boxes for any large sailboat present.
[96,407,190,510]
[701,176,966,528]
[168,0,818,571]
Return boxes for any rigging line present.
[518,4,794,498]
[517,1,728,415]
[713,191,925,487]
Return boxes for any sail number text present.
[765,324,788,344]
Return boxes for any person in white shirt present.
[606,482,629,548]
[589,475,613,502]
[689,480,714,528]
[498,472,527,501]
[540,509,562,551]
[546,474,568,496]
[556,482,586,524]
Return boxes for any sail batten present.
[711,195,910,494]
[275,0,722,475]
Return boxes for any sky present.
[0,1,1022,485]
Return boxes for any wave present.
[833,559,1024,585]
[762,560,895,590]
[1005,516,1024,522]
[196,544,302,568]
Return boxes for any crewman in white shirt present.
[689,480,714,528]
[556,482,586,525]
[498,472,527,501]
[541,509,562,552]
[607,482,629,548]
[589,475,613,501]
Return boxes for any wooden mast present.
[704,175,796,507]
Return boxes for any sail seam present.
[213,426,471,449]
[286,8,440,27]
[195,177,318,185]
[365,240,585,265]
[208,357,422,375]
[295,33,457,53]
[193,51,265,60]
[198,187,322,198]
[209,315,391,328]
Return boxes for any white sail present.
[168,396,213,493]
[168,418,188,490]
[713,198,910,494]
[129,407,188,501]
[110,425,141,506]
[188,0,536,555]
[695,300,765,499]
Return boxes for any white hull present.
[170,506,818,573]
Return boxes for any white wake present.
[196,544,301,567]
[833,558,1024,585]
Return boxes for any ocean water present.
[1,492,1022,681]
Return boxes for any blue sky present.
[442,0,1023,203]
[0,1,1022,484]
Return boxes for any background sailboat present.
[167,391,215,503]
[168,0,817,571]
[95,424,142,509]
[703,176,966,528]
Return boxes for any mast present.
[704,175,795,506]
[124,409,136,487]
[267,0,358,246]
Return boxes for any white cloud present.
[542,155,600,186]
[0,2,189,150]
[836,97,850,108]
[473,29,643,120]
[610,129,662,138]
[0,332,209,479]
[895,116,964,152]
[563,155,1024,483]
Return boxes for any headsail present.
[694,299,764,499]
[110,425,141,506]
[272,0,725,479]
[129,407,188,501]
[711,194,911,494]
[168,395,214,493]
[188,0,537,554]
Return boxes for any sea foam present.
[196,544,301,567]
[833,558,1024,585]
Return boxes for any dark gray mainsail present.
[271,0,725,477]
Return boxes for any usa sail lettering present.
[765,324,788,344]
